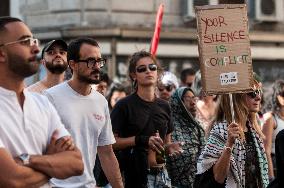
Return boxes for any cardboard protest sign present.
[195,4,254,94]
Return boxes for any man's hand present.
[46,130,75,154]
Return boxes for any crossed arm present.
[0,148,49,188]
[0,134,84,188]
[27,133,84,179]
[27,146,83,179]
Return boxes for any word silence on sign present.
[196,4,254,94]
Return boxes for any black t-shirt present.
[111,93,173,141]
[275,129,284,186]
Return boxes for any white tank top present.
[271,114,284,154]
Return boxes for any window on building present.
[219,0,245,3]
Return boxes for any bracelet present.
[224,146,232,153]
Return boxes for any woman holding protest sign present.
[194,80,269,188]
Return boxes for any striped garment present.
[196,121,269,188]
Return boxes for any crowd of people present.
[0,16,284,188]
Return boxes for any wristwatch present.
[19,153,30,165]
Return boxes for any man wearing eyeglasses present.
[0,17,84,187]
[44,37,123,188]
[27,39,68,93]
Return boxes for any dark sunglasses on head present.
[158,85,173,92]
[247,89,262,99]
[136,64,157,73]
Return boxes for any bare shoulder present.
[263,111,276,128]
[263,111,274,121]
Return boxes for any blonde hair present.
[214,93,248,140]
[211,79,265,140]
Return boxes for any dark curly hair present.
[269,79,284,112]
[128,50,163,91]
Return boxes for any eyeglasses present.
[183,96,198,102]
[136,64,157,73]
[247,89,262,99]
[0,37,39,47]
[158,85,174,92]
[77,58,106,68]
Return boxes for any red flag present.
[150,4,164,56]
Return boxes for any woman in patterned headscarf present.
[195,80,269,188]
[167,87,205,187]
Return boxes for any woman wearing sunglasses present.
[195,80,269,188]
[262,79,284,182]
[111,51,183,188]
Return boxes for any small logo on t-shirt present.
[93,113,104,121]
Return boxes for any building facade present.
[3,0,284,86]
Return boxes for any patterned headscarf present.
[196,121,269,188]
[167,87,205,187]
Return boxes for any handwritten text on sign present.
[196,5,253,93]
[201,16,248,69]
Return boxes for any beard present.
[7,53,39,78]
[45,59,68,74]
[77,69,101,84]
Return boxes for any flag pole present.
[229,93,235,123]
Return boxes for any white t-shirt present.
[44,82,115,188]
[0,87,69,188]
[27,81,48,94]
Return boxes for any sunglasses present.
[247,89,262,99]
[136,64,157,73]
[158,85,173,92]
[183,96,198,102]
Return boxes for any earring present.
[132,79,137,92]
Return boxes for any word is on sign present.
[196,4,254,94]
